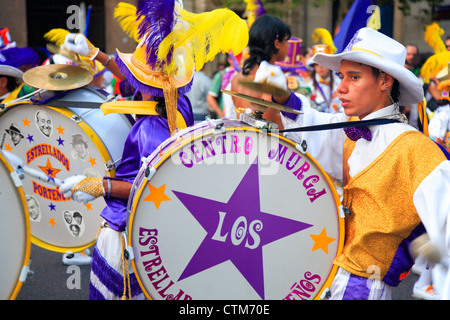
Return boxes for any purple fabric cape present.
[101,95,193,231]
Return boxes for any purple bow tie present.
[343,126,372,141]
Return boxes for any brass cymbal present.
[238,79,291,96]
[23,64,93,91]
[222,90,302,114]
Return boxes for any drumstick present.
[1,150,63,186]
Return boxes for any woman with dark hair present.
[231,15,291,128]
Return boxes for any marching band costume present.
[255,27,450,299]
[429,76,450,153]
[306,29,342,114]
[0,28,40,104]
[58,0,248,300]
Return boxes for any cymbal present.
[23,64,93,91]
[238,79,291,96]
[222,90,302,114]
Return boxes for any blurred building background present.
[1,0,450,77]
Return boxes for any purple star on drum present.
[172,158,313,299]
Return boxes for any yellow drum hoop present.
[3,100,116,253]
[0,153,32,300]
[127,125,344,300]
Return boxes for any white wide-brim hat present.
[311,27,423,106]
[0,65,23,79]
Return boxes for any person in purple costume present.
[57,0,249,300]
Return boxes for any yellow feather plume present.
[420,50,450,83]
[424,22,446,54]
[244,0,263,28]
[44,28,70,47]
[114,2,143,42]
[312,28,337,54]
[157,8,249,75]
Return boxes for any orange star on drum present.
[4,143,12,152]
[56,125,65,135]
[48,217,56,227]
[22,118,31,127]
[84,203,93,210]
[88,157,97,167]
[310,228,336,254]
[38,158,61,178]
[143,183,171,209]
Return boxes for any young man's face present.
[337,60,388,119]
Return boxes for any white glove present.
[61,33,99,60]
[254,60,288,91]
[59,175,104,204]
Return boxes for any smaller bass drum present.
[127,119,344,300]
[0,152,31,299]
[0,85,134,253]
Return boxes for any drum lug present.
[122,231,134,261]
[10,170,23,187]
[19,263,31,283]
[295,140,308,154]
[70,115,82,123]
[320,288,331,300]
[338,205,351,218]
[104,160,115,172]
[144,166,156,181]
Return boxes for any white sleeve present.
[281,94,349,180]
[413,160,450,255]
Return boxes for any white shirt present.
[281,101,450,293]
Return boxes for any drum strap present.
[100,101,187,130]
[279,118,400,133]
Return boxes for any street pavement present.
[15,243,421,300]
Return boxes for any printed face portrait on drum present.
[62,209,85,238]
[70,134,89,160]
[35,110,53,137]
[26,195,41,222]
[5,123,24,146]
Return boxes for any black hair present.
[1,75,19,92]
[370,67,400,103]
[154,96,167,118]
[242,15,291,76]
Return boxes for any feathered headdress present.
[244,0,265,28]
[114,2,143,42]
[424,22,446,54]
[116,0,248,136]
[420,22,450,84]
[312,28,337,54]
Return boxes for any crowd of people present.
[2,0,450,302]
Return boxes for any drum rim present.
[0,153,32,300]
[1,102,114,252]
[127,125,345,300]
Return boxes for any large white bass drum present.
[0,85,134,252]
[0,152,31,299]
[126,119,344,300]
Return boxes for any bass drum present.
[127,119,344,300]
[0,152,31,299]
[0,85,134,253]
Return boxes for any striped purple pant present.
[325,267,392,300]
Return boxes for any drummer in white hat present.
[251,27,450,300]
